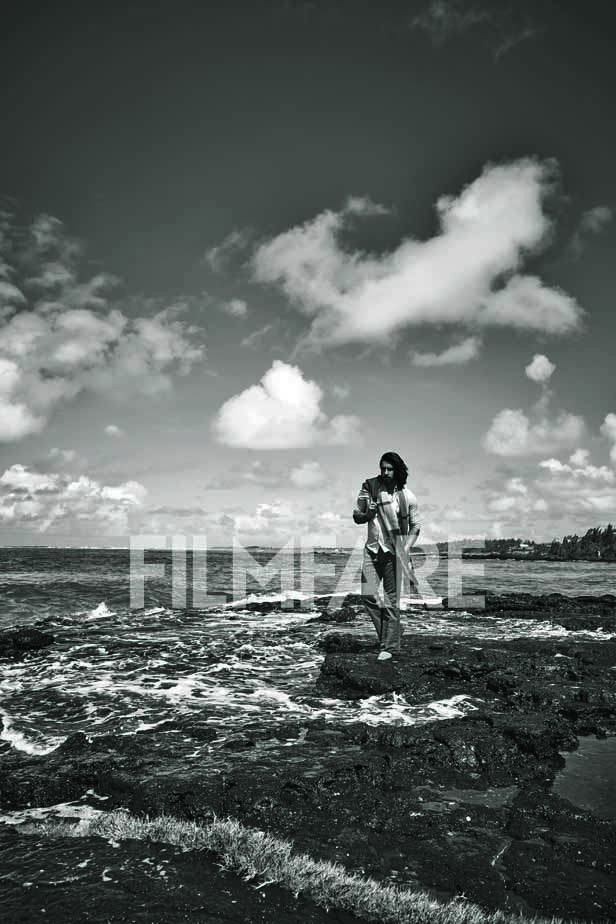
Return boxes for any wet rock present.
[313,606,360,624]
[0,626,55,659]
[2,591,616,922]
[57,731,90,753]
[317,631,363,652]
[501,718,578,759]
[462,591,616,632]
[222,735,256,750]
[486,670,518,692]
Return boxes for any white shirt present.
[356,484,420,554]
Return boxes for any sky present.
[1,0,615,548]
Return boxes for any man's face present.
[380,460,395,489]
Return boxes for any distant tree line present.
[481,524,616,561]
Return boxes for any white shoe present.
[377,650,392,661]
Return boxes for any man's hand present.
[366,500,378,519]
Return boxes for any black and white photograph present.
[1,1,615,921]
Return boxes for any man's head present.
[379,451,408,490]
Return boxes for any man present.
[353,451,420,661]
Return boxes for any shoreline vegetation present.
[18,811,571,924]
[457,524,616,562]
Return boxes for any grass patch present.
[20,809,577,924]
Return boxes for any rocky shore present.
[1,592,616,922]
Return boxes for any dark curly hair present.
[380,451,408,489]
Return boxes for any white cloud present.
[411,0,491,44]
[488,494,517,513]
[0,397,45,441]
[189,500,354,548]
[221,298,248,318]
[539,454,614,483]
[410,1,538,60]
[331,383,350,400]
[479,276,581,334]
[0,214,205,442]
[484,445,616,533]
[569,448,590,467]
[326,414,362,444]
[49,447,77,463]
[525,353,555,383]
[482,407,585,456]
[212,360,361,449]
[241,323,274,348]
[410,335,481,366]
[506,476,528,494]
[228,501,311,540]
[0,464,56,493]
[290,460,326,488]
[240,460,278,485]
[105,424,125,438]
[204,229,252,272]
[252,160,583,349]
[536,451,616,516]
[570,205,613,256]
[483,409,528,456]
[484,362,585,458]
[202,459,287,490]
[0,463,146,533]
[580,205,613,234]
[600,413,616,464]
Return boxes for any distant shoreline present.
[1,544,614,564]
[460,551,614,563]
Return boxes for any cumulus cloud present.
[252,160,583,350]
[209,500,352,547]
[212,360,361,449]
[484,446,616,534]
[483,353,584,457]
[105,424,125,437]
[506,476,528,495]
[482,408,585,457]
[231,501,295,536]
[525,353,555,383]
[600,413,616,464]
[410,335,481,366]
[538,455,614,483]
[290,460,326,488]
[134,497,355,548]
[0,463,146,533]
[0,213,205,442]
[479,276,580,334]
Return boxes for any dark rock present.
[313,606,360,624]
[57,732,90,753]
[486,670,518,692]
[317,631,363,652]
[2,590,616,923]
[501,718,578,759]
[222,735,256,749]
[460,591,616,631]
[0,626,55,659]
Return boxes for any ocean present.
[0,547,614,922]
